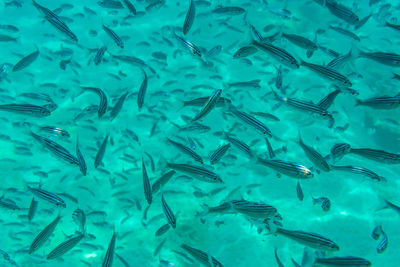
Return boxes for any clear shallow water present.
[0,0,399,266]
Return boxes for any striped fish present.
[229,107,272,137]
[356,94,400,109]
[12,49,39,72]
[94,46,107,65]
[299,133,330,171]
[183,96,231,107]
[377,233,388,253]
[175,34,201,57]
[300,60,352,86]
[81,86,108,118]
[324,0,359,24]
[252,40,299,68]
[46,232,84,260]
[181,244,224,267]
[122,0,136,15]
[152,170,176,194]
[110,91,128,120]
[331,165,384,181]
[326,49,353,69]
[27,186,66,207]
[29,215,61,254]
[28,197,38,222]
[258,157,314,179]
[276,227,339,251]
[39,126,70,137]
[230,200,278,219]
[30,132,79,165]
[265,137,275,159]
[94,135,109,168]
[315,256,371,266]
[225,134,252,157]
[281,96,333,119]
[166,162,223,183]
[0,103,50,117]
[328,143,351,161]
[282,33,317,51]
[212,6,245,15]
[192,89,222,121]
[46,15,78,41]
[103,24,124,48]
[349,148,400,164]
[359,51,400,66]
[76,136,87,176]
[142,159,152,205]
[210,143,230,164]
[329,25,360,41]
[161,194,176,228]
[137,69,147,110]
[167,138,203,163]
[317,89,341,110]
[102,231,117,267]
[183,0,195,35]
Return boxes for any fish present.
[0,104,51,117]
[226,80,261,89]
[142,159,152,205]
[298,133,330,171]
[181,244,224,267]
[28,197,38,222]
[229,107,272,137]
[282,32,317,51]
[81,86,108,118]
[331,165,384,181]
[377,233,388,253]
[252,40,299,68]
[183,97,230,107]
[174,34,201,57]
[280,95,333,119]
[212,6,245,15]
[274,65,283,90]
[72,208,86,233]
[317,89,341,110]
[30,132,79,165]
[29,215,61,254]
[0,34,17,42]
[230,199,278,219]
[103,24,124,48]
[98,0,124,9]
[296,181,304,201]
[110,91,128,120]
[0,197,20,210]
[265,137,275,159]
[275,227,339,251]
[12,49,39,72]
[314,256,371,266]
[47,232,84,260]
[349,148,400,164]
[122,0,136,15]
[137,69,148,110]
[358,51,400,66]
[46,15,78,41]
[27,186,67,207]
[166,162,223,183]
[94,46,107,65]
[233,46,258,58]
[94,135,109,168]
[313,197,331,211]
[326,49,352,69]
[155,224,171,237]
[329,25,360,41]
[76,136,87,176]
[356,94,400,109]
[274,248,284,267]
[319,0,359,24]
[300,60,352,86]
[161,194,176,228]
[167,138,203,163]
[152,171,176,194]
[328,143,351,161]
[225,134,252,157]
[257,157,314,179]
[192,89,222,121]
[183,0,195,35]
[210,143,230,164]
[39,126,70,137]
[372,225,383,240]
[102,231,117,267]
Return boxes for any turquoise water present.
[0,0,399,266]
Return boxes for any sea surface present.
[0,0,399,266]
